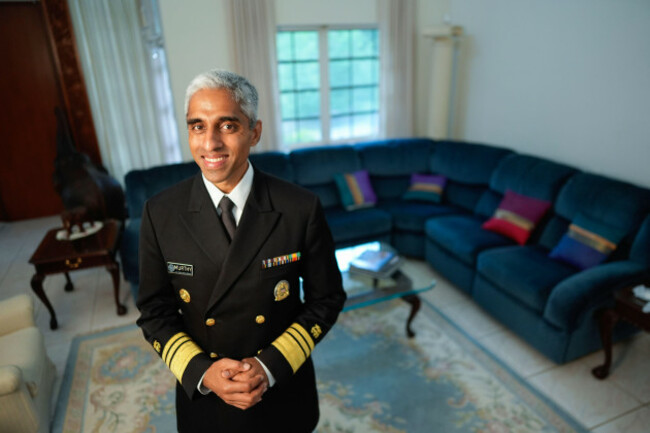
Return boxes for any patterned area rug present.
[53,300,587,433]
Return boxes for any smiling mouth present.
[204,156,227,164]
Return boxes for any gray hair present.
[184,69,259,129]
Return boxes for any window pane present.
[329,60,351,88]
[295,62,319,90]
[277,32,293,61]
[298,119,322,142]
[330,89,351,116]
[328,30,350,59]
[330,116,351,140]
[352,113,377,137]
[294,31,318,61]
[352,87,376,112]
[277,63,294,91]
[352,29,378,57]
[352,60,375,86]
[282,120,298,145]
[297,91,320,118]
[280,93,296,120]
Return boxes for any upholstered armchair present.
[0,294,56,433]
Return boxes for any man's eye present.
[221,123,237,132]
[190,124,204,131]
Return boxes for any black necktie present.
[219,196,237,242]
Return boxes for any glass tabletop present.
[335,241,436,311]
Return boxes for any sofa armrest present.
[543,260,649,330]
[0,295,34,337]
[0,365,39,432]
[0,365,21,395]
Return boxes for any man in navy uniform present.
[136,69,346,432]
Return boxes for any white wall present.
[450,0,650,188]
[275,0,377,26]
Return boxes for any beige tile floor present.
[1,216,648,432]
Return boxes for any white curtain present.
[68,0,182,184]
[230,0,282,152]
[378,0,416,138]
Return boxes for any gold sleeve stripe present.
[169,341,203,383]
[162,333,187,363]
[161,332,204,384]
[290,324,315,351]
[271,323,314,373]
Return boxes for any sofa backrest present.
[630,214,650,266]
[289,145,360,208]
[357,138,435,201]
[538,172,650,258]
[250,151,294,182]
[475,154,577,219]
[429,140,513,212]
[125,161,199,219]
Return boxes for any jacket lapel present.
[207,170,280,309]
[180,174,230,266]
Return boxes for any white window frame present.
[277,24,380,150]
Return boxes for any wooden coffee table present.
[592,283,650,379]
[336,242,436,338]
[29,219,126,330]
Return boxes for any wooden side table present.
[28,219,126,330]
[592,283,650,379]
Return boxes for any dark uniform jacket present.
[136,168,346,432]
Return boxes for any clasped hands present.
[202,357,269,410]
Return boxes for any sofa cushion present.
[357,138,434,176]
[549,213,627,270]
[630,214,650,266]
[357,138,435,201]
[482,190,551,245]
[250,151,294,182]
[554,173,650,232]
[379,201,461,232]
[489,154,577,200]
[430,140,512,185]
[333,170,377,210]
[124,161,198,219]
[476,246,577,313]
[324,207,392,245]
[425,214,513,265]
[403,174,447,203]
[290,145,360,209]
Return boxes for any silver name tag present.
[167,262,193,276]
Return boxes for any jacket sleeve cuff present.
[257,322,315,384]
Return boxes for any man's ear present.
[251,120,262,147]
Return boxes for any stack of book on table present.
[349,249,401,279]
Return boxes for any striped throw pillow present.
[549,214,626,270]
[334,170,377,210]
[482,189,551,245]
[403,174,447,203]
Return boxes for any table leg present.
[64,272,74,292]
[30,273,58,330]
[107,261,127,316]
[592,309,619,379]
[401,294,421,338]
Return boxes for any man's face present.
[187,88,262,193]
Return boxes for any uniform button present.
[257,349,262,355]
[210,352,218,359]
[255,315,265,324]
[153,340,161,353]
[179,289,190,303]
[205,318,216,326]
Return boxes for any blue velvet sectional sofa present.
[120,138,650,364]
